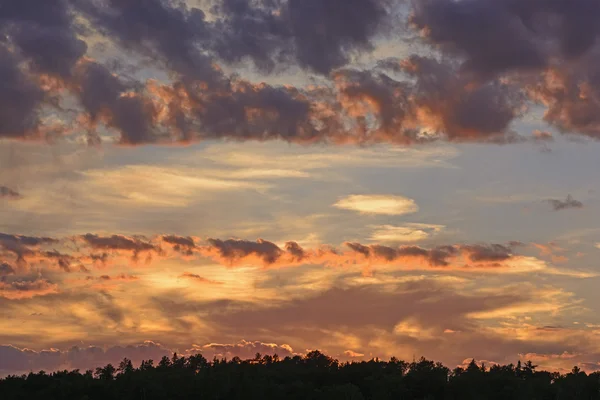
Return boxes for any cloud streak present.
[547,195,584,211]
[333,195,419,216]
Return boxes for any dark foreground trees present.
[1,351,600,400]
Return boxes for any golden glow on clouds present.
[333,195,419,215]
[1,139,600,374]
[393,318,436,340]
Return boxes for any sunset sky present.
[2,0,600,376]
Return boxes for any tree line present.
[1,350,599,399]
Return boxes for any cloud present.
[163,235,197,256]
[0,263,15,280]
[410,0,546,78]
[203,238,285,265]
[460,244,513,263]
[0,278,59,300]
[368,224,445,243]
[343,350,365,358]
[73,61,159,145]
[0,233,59,267]
[0,186,21,200]
[179,272,223,285]
[89,274,139,282]
[0,231,589,277]
[0,0,599,146]
[201,279,582,362]
[80,165,271,207]
[333,195,419,216]
[78,234,159,258]
[0,340,297,376]
[0,47,44,139]
[546,195,584,211]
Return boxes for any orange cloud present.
[0,278,59,299]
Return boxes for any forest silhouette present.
[2,350,600,399]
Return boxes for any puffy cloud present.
[0,0,86,78]
[0,233,58,267]
[526,52,600,139]
[0,231,588,277]
[410,0,600,78]
[162,235,197,256]
[284,0,388,74]
[73,61,160,145]
[546,195,584,211]
[344,242,458,267]
[400,56,525,142]
[203,238,284,265]
[78,234,160,260]
[333,195,419,216]
[0,46,45,139]
[0,0,599,146]
[410,0,546,78]
[460,244,513,263]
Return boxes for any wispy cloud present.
[368,223,445,243]
[547,195,583,211]
[333,195,419,216]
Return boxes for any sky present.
[2,0,600,376]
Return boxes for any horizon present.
[2,0,600,378]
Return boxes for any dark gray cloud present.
[78,234,160,259]
[0,46,45,139]
[345,242,459,266]
[460,244,513,263]
[206,238,284,264]
[0,263,15,282]
[402,56,525,141]
[209,0,389,74]
[547,195,584,211]
[74,61,159,145]
[73,0,217,82]
[162,235,197,255]
[0,0,600,146]
[410,0,546,78]
[0,0,86,77]
[210,0,291,72]
[410,0,600,77]
[0,233,58,266]
[286,0,388,74]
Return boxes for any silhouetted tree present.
[2,351,600,400]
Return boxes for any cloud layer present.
[1,0,600,145]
